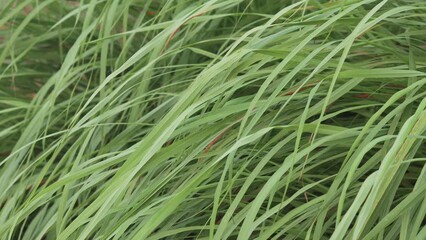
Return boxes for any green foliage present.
[0,0,425,239]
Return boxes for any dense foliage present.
[0,0,425,239]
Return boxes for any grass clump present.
[1,0,426,239]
